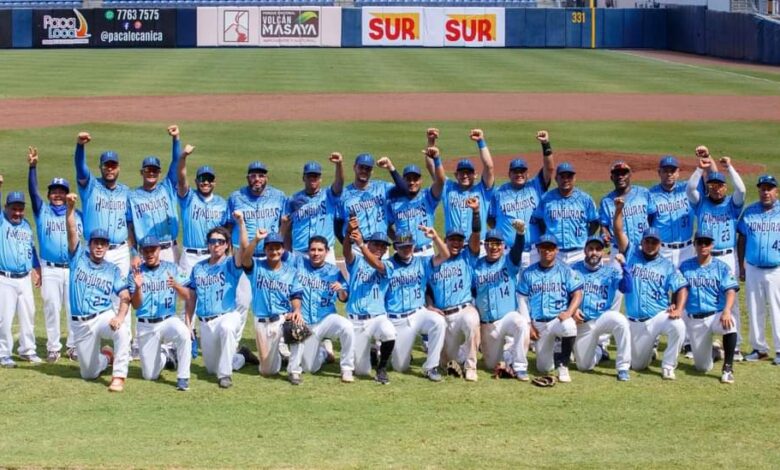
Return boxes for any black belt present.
[533,318,554,323]
[185,247,209,255]
[442,303,471,315]
[71,313,98,322]
[159,241,177,249]
[480,320,493,325]
[108,241,127,250]
[0,270,28,279]
[389,309,418,320]
[628,317,651,323]
[349,314,373,320]
[559,247,580,253]
[138,315,173,324]
[414,244,432,254]
[754,265,780,270]
[256,315,281,324]
[662,240,693,249]
[711,249,734,256]
[45,261,68,268]
[690,312,717,320]
[200,313,225,323]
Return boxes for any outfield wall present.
[1,6,779,65]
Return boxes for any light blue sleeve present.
[667,268,688,294]
[516,269,531,296]
[566,267,584,293]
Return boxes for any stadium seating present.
[0,0,80,8]
[100,0,335,5]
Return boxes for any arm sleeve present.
[32,246,41,269]
[728,165,746,207]
[74,143,90,184]
[27,166,43,215]
[509,233,525,266]
[167,139,181,187]
[687,168,703,205]
[618,264,633,294]
[389,170,410,197]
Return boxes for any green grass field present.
[0,49,779,469]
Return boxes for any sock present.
[378,340,395,369]
[723,332,737,369]
[559,336,575,367]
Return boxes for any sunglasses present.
[208,238,227,246]
[197,175,215,183]
[143,167,161,174]
[695,239,713,246]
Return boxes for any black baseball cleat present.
[375,367,389,385]
[238,346,260,366]
[163,348,178,371]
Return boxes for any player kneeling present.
[129,236,192,391]
[571,236,632,381]
[680,231,739,384]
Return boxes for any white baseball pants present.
[289,314,355,375]
[350,315,396,376]
[254,317,285,376]
[441,304,480,372]
[200,310,241,379]
[178,250,209,278]
[389,307,446,372]
[70,310,130,380]
[482,311,530,372]
[660,243,695,268]
[574,311,631,372]
[629,311,686,371]
[745,263,780,354]
[236,273,251,339]
[41,265,75,352]
[0,273,36,357]
[533,317,577,373]
[137,316,192,380]
[684,312,737,372]
[557,249,585,266]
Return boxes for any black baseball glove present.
[282,320,312,344]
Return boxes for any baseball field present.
[0,48,779,468]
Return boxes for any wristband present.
[433,157,442,168]
[477,139,486,150]
[541,141,553,157]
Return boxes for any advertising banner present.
[218,7,258,46]
[0,10,11,49]
[34,9,94,47]
[91,8,176,47]
[361,7,423,46]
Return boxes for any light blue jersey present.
[228,186,287,255]
[127,178,179,243]
[599,186,656,250]
[78,177,130,245]
[186,256,243,318]
[287,187,340,253]
[245,258,302,319]
[384,255,429,313]
[0,214,35,273]
[68,245,127,316]
[442,179,492,239]
[572,262,627,321]
[428,251,476,309]
[345,256,389,316]
[472,255,520,323]
[650,182,694,243]
[388,188,439,250]
[293,255,348,324]
[623,245,688,320]
[34,205,83,264]
[695,195,743,251]
[680,257,739,315]
[517,262,583,322]
[179,189,229,249]
[488,172,547,251]
[737,201,780,267]
[128,261,187,319]
[337,180,394,238]
[532,188,598,251]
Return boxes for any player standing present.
[599,161,656,259]
[650,156,696,267]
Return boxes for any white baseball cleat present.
[720,370,735,384]
[557,366,571,383]
[661,367,676,380]
[340,370,354,383]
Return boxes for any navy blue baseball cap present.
[89,229,110,242]
[456,160,475,172]
[354,153,375,167]
[303,161,322,175]
[585,235,605,248]
[100,151,119,165]
[403,164,422,177]
[509,158,528,171]
[659,155,679,169]
[445,229,466,240]
[537,234,559,247]
[694,230,714,242]
[706,172,727,184]
[196,166,216,178]
[366,232,390,245]
[5,191,25,205]
[139,235,161,249]
[556,162,576,175]
[757,174,778,188]
[642,227,662,241]
[264,232,284,245]
[485,229,504,243]
[247,161,268,173]
[48,177,70,191]
[141,156,161,169]
[393,232,415,247]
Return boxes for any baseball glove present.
[282,320,312,344]
[447,360,464,378]
[532,376,557,387]
[491,361,516,379]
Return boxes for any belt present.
[71,313,98,322]
[559,247,580,253]
[711,249,734,256]
[256,315,281,324]
[414,244,432,254]
[45,261,68,268]
[138,315,173,324]
[388,308,419,320]
[754,265,780,270]
[442,303,471,315]
[480,320,493,325]
[628,317,651,323]
[0,270,28,279]
[533,318,554,323]
[661,240,693,249]
[185,247,209,255]
[200,313,225,323]
[690,311,717,320]
[160,241,177,249]
[109,241,127,250]
[349,314,373,320]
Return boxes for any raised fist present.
[255,228,268,240]
[614,197,625,211]
[511,219,526,234]
[719,156,731,169]
[329,152,343,164]
[167,125,180,138]
[469,129,484,142]
[465,197,480,211]
[77,132,91,145]
[232,211,244,223]
[376,157,392,170]
[613,253,626,266]
[697,157,712,170]
[423,146,440,159]
[536,130,549,144]
[695,145,710,159]
[66,193,78,208]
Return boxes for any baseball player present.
[287,235,355,382]
[0,190,42,367]
[614,198,689,380]
[650,156,696,267]
[238,216,304,384]
[176,144,229,277]
[517,234,583,383]
[360,227,449,381]
[285,154,344,264]
[27,146,83,363]
[571,236,633,381]
[343,221,396,384]
[737,174,780,365]
[680,230,739,383]
[531,162,599,265]
[65,193,131,392]
[440,129,495,240]
[127,125,183,265]
[388,146,444,258]
[487,130,555,268]
[599,160,656,258]
[184,226,247,389]
[688,151,745,361]
[473,225,530,380]
[129,235,192,391]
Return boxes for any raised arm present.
[695,146,719,175]
[65,193,79,254]
[614,254,633,294]
[330,152,344,196]
[74,132,92,187]
[536,130,555,187]
[27,146,43,215]
[612,197,629,254]
[421,225,449,267]
[166,125,181,187]
[423,128,439,180]
[356,234,385,274]
[177,143,195,198]
[687,165,705,205]
[377,157,409,197]
[466,197,481,256]
[509,220,526,267]
[343,216,359,266]
[424,146,446,200]
[721,156,746,206]
[470,129,494,189]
